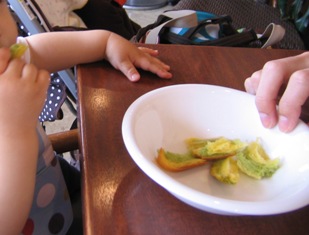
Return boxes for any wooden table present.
[77,44,308,235]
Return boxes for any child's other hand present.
[0,48,50,131]
[105,34,172,82]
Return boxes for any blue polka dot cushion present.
[39,74,67,122]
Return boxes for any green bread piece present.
[236,141,280,180]
[164,150,198,163]
[210,157,239,184]
[186,137,247,159]
[10,43,27,59]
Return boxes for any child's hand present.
[0,48,50,131]
[105,34,172,82]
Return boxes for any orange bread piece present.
[156,148,207,172]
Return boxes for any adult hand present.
[244,52,309,133]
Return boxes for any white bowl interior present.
[122,84,309,215]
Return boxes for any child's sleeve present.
[16,37,31,63]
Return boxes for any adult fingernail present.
[259,112,274,128]
[244,79,255,95]
[278,115,291,133]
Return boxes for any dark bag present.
[172,0,307,50]
[132,10,285,48]
[74,0,140,39]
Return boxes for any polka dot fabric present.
[21,124,73,235]
[39,74,67,122]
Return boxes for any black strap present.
[160,28,258,47]
[135,15,172,42]
[183,15,236,39]
[159,14,259,47]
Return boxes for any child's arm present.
[0,48,50,234]
[25,30,172,82]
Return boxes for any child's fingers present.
[0,48,11,74]
[117,60,141,82]
[36,70,51,104]
[4,58,26,78]
[21,63,38,82]
[37,69,50,86]
[138,47,159,56]
[137,48,172,78]
[117,56,172,82]
[135,56,172,79]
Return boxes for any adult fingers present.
[254,60,288,128]
[244,70,262,95]
[254,53,308,129]
[245,52,309,96]
[300,98,309,123]
[277,68,309,132]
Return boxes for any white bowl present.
[122,84,309,215]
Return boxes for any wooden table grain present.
[77,44,308,235]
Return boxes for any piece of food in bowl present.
[186,137,247,160]
[10,43,28,59]
[156,137,281,184]
[210,157,239,184]
[236,140,280,180]
[156,148,207,172]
